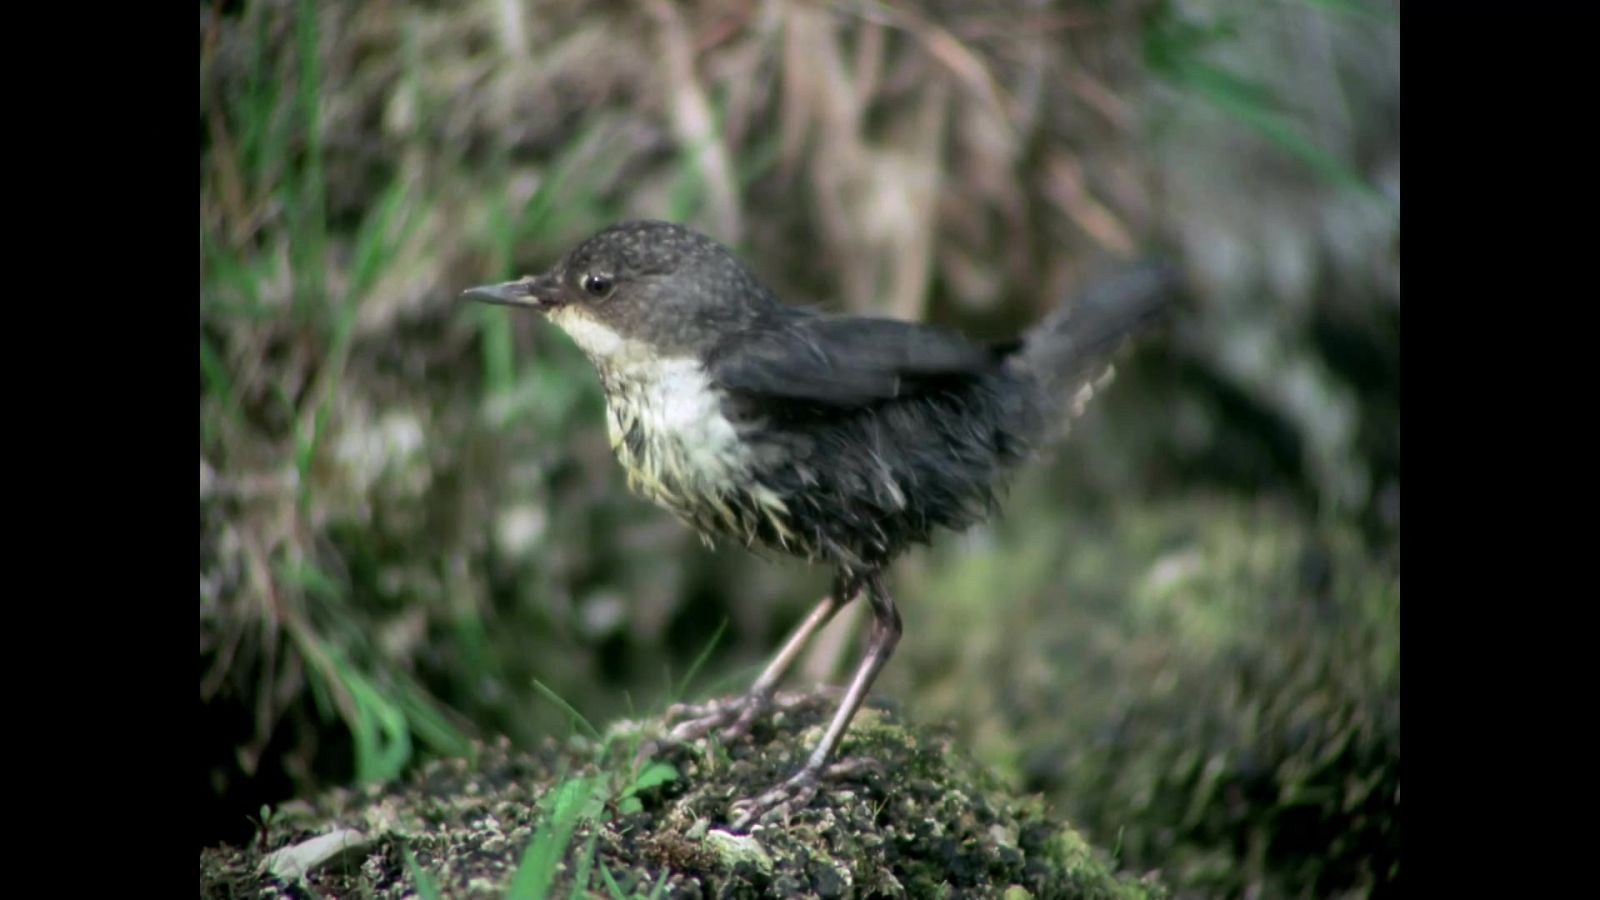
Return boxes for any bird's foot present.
[727,757,880,832]
[663,691,783,746]
[632,693,775,769]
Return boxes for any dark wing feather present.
[707,312,1003,409]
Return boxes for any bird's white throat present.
[545,307,753,508]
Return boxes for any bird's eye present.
[582,273,613,297]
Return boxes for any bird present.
[463,219,1174,830]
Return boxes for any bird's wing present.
[706,312,1004,409]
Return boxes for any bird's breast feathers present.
[546,307,759,512]
[603,361,801,551]
[605,356,747,490]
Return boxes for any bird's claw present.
[630,695,772,769]
[729,768,821,832]
[726,757,881,832]
[663,693,773,745]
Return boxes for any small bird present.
[464,220,1173,830]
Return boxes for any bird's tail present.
[1012,261,1179,437]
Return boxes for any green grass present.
[500,696,683,899]
[404,849,444,900]
[671,619,729,701]
[502,648,763,897]
[507,773,607,899]
[532,678,604,742]
[202,0,697,806]
[1143,2,1393,207]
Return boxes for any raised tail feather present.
[1014,261,1179,431]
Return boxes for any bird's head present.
[463,220,776,364]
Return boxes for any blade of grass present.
[450,608,504,698]
[289,608,415,785]
[392,677,475,759]
[289,0,327,321]
[473,118,627,399]
[240,3,289,198]
[513,117,612,245]
[200,234,272,318]
[288,172,423,502]
[344,178,418,307]
[199,334,240,449]
[278,558,471,768]
[533,678,603,741]
[327,651,414,783]
[672,618,729,703]
[507,775,603,900]
[598,861,628,900]
[276,558,341,602]
[478,193,517,396]
[568,832,600,900]
[1179,59,1381,201]
[1143,11,1388,205]
[405,849,444,900]
[198,336,230,397]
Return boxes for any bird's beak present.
[461,273,561,310]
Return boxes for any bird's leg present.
[728,572,901,831]
[666,574,862,745]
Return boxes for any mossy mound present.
[200,692,1165,898]
[892,494,1400,896]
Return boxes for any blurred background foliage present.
[199,0,1398,896]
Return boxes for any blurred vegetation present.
[199,0,1397,897]
[890,491,1398,897]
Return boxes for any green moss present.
[891,493,1399,897]
[200,692,1165,898]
